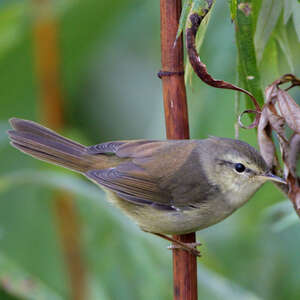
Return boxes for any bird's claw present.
[167,242,202,257]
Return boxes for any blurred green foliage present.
[0,0,300,299]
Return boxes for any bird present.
[7,118,285,256]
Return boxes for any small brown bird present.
[8,118,285,255]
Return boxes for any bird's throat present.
[224,180,264,208]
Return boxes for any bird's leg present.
[167,243,202,250]
[149,232,201,257]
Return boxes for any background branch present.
[33,1,86,299]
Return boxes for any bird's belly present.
[137,200,234,235]
[105,190,234,235]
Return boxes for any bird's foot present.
[148,231,202,257]
[167,242,202,257]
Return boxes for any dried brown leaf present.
[295,191,300,212]
[257,106,276,168]
[264,84,278,104]
[288,133,300,177]
[288,186,300,217]
[266,104,286,142]
[267,104,289,178]
[277,89,300,134]
[260,74,300,218]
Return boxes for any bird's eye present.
[234,163,246,173]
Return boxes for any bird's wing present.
[86,165,175,210]
[85,140,211,210]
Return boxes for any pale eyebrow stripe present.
[215,159,234,167]
[215,159,257,174]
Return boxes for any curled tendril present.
[185,0,262,130]
[238,109,261,129]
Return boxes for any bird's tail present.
[8,118,96,173]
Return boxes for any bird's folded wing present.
[85,139,202,210]
[86,164,176,210]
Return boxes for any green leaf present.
[176,0,192,41]
[0,122,9,148]
[271,213,299,232]
[254,0,283,62]
[283,0,293,24]
[0,170,99,199]
[198,265,262,300]
[251,0,262,31]
[235,0,264,108]
[0,252,64,300]
[0,170,137,233]
[273,15,295,73]
[292,0,300,41]
[262,200,299,232]
[230,0,238,21]
[258,38,279,88]
[0,2,26,59]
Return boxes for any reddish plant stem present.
[160,0,189,140]
[33,1,86,299]
[160,1,198,300]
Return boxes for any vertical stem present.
[32,1,86,299]
[160,0,189,139]
[172,233,198,300]
[160,1,198,300]
[33,0,64,128]
[54,192,86,300]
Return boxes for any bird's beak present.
[258,171,286,184]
